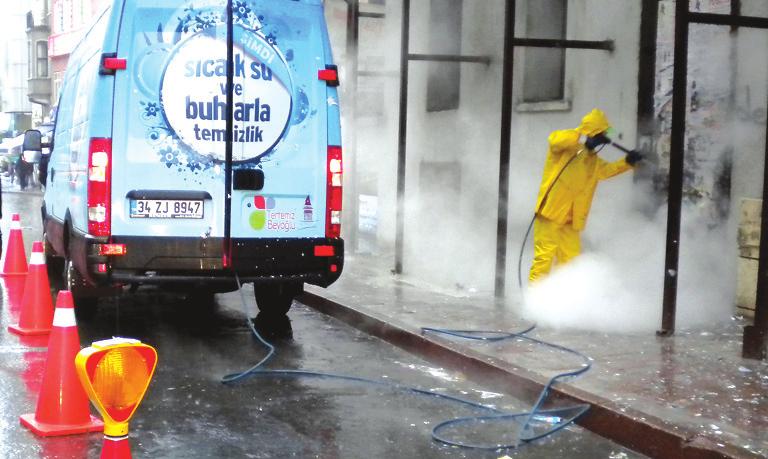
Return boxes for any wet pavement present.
[0,191,643,458]
[304,254,768,458]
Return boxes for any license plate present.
[130,199,203,219]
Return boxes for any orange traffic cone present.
[19,290,103,436]
[1,214,28,277]
[8,241,53,336]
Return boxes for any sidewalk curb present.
[1,190,43,196]
[301,291,761,459]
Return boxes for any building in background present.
[0,1,34,136]
[47,0,110,109]
[27,0,52,119]
[325,0,768,330]
[326,0,645,292]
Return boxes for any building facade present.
[0,1,35,133]
[47,0,110,110]
[326,0,768,327]
[27,0,52,118]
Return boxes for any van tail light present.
[87,138,112,237]
[326,146,343,238]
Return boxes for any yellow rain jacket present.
[534,123,633,231]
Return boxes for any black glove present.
[585,133,611,150]
[625,150,643,166]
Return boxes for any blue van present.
[24,0,344,316]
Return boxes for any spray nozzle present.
[610,141,645,165]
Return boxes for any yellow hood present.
[548,129,581,154]
[577,109,611,137]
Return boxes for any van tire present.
[64,256,98,319]
[254,282,302,317]
[44,232,64,280]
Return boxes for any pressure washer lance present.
[610,140,641,157]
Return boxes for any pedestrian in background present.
[16,155,32,190]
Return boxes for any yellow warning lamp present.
[75,338,158,440]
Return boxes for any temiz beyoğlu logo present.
[249,195,275,230]
[161,29,292,162]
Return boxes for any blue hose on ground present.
[420,327,592,447]
[223,276,593,451]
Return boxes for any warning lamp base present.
[101,435,132,459]
[19,413,103,437]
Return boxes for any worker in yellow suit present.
[529,109,643,282]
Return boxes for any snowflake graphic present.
[160,147,181,168]
[188,160,203,172]
[179,8,220,33]
[177,3,262,35]
[234,1,251,20]
[143,102,160,118]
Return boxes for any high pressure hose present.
[223,273,593,451]
[420,327,591,448]
[223,138,636,450]
[516,148,587,290]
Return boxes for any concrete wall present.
[326,0,644,294]
[392,0,641,293]
[733,0,768,315]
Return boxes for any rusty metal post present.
[494,0,516,298]
[659,0,690,336]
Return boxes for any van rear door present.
[225,3,329,242]
[111,0,228,250]
[111,0,329,263]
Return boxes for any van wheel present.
[64,257,98,319]
[254,282,303,317]
[44,232,64,280]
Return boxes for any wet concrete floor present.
[0,192,644,457]
[306,254,768,458]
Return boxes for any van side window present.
[53,77,75,150]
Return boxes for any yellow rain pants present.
[529,216,581,282]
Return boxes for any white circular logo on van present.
[161,30,292,162]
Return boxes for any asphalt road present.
[0,191,644,458]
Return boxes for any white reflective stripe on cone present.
[29,252,45,265]
[10,221,20,230]
[52,308,77,327]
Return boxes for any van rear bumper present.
[98,236,344,288]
